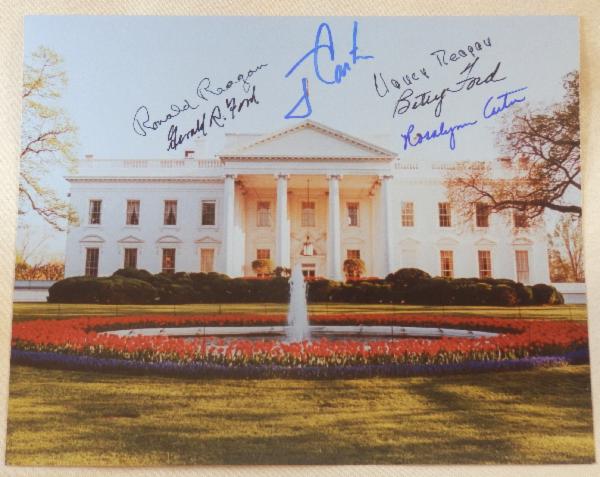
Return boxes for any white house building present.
[64,120,550,283]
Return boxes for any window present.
[440,250,454,278]
[301,201,316,227]
[513,210,528,228]
[401,202,414,227]
[124,248,138,269]
[347,202,359,226]
[257,201,271,227]
[256,249,270,260]
[201,200,216,226]
[89,200,102,225]
[164,200,177,225]
[126,200,140,225]
[475,203,490,227]
[85,248,99,277]
[200,248,214,273]
[162,248,176,274]
[347,249,361,259]
[478,250,492,278]
[515,250,530,283]
[438,202,451,227]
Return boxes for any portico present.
[218,120,398,279]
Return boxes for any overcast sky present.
[20,16,579,261]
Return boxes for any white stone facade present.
[64,120,550,283]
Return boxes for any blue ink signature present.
[401,120,479,151]
[284,21,374,119]
[483,86,527,119]
[402,86,528,151]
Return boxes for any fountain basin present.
[103,325,498,340]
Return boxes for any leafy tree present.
[21,46,78,231]
[445,71,580,223]
[548,214,584,282]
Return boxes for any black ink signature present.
[167,86,259,151]
[391,59,506,118]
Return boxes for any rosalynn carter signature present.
[132,63,268,137]
[284,20,374,119]
[401,86,527,151]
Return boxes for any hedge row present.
[47,268,564,306]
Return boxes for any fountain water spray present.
[286,264,311,342]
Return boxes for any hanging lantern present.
[301,235,314,256]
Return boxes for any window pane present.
[347,249,361,259]
[301,201,315,227]
[124,248,138,269]
[200,248,214,273]
[201,201,216,226]
[438,202,451,227]
[89,200,102,225]
[85,248,99,277]
[162,248,176,273]
[478,250,492,278]
[401,202,414,227]
[475,203,489,227]
[347,202,359,226]
[514,211,528,228]
[257,201,271,227]
[515,250,530,283]
[256,249,270,260]
[126,200,140,225]
[164,200,177,225]
[440,250,453,278]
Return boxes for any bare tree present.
[548,214,584,282]
[445,71,580,222]
[21,46,78,231]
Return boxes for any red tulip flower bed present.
[11,314,589,378]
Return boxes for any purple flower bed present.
[10,347,589,379]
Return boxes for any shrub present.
[49,268,564,306]
[385,268,431,287]
[453,282,493,306]
[532,283,564,305]
[48,276,156,304]
[490,284,519,306]
[112,268,154,283]
[515,283,535,306]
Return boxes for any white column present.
[222,174,236,276]
[327,174,343,280]
[380,174,394,276]
[275,173,290,269]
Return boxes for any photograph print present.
[6,15,593,466]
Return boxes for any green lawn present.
[6,302,594,465]
[6,364,594,465]
[11,302,588,322]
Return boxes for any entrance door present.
[301,263,316,278]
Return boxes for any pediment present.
[474,237,497,247]
[436,237,460,246]
[220,120,396,161]
[344,236,366,244]
[118,235,144,244]
[156,235,182,244]
[195,236,221,244]
[512,237,534,246]
[80,234,105,243]
[399,237,420,247]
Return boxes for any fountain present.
[286,264,311,342]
